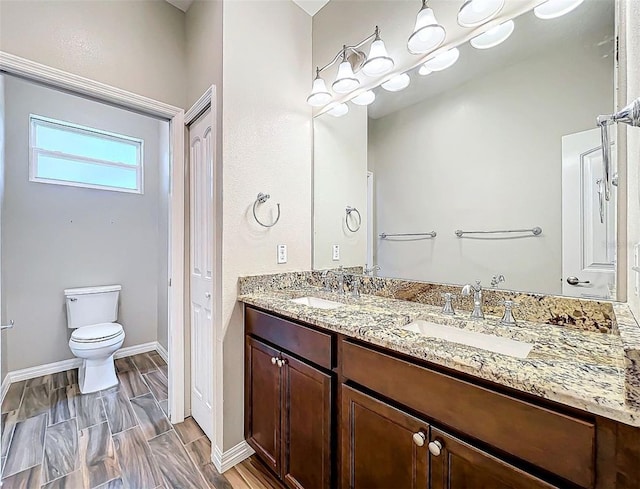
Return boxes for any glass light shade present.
[332,61,360,93]
[418,65,433,76]
[407,7,446,54]
[457,0,505,27]
[470,20,514,49]
[306,76,332,107]
[382,73,411,92]
[328,103,349,117]
[534,0,584,19]
[423,48,460,72]
[351,90,376,106]
[362,39,394,76]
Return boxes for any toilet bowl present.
[69,322,125,393]
[64,285,125,394]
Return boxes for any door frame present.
[0,51,187,424]
[185,86,219,447]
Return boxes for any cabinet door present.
[245,337,282,476]
[430,428,558,489]
[281,354,332,489]
[341,385,429,489]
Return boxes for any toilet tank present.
[64,285,121,329]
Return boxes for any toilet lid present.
[72,323,123,343]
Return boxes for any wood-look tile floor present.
[1,353,282,489]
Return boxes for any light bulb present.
[328,103,349,117]
[306,75,332,107]
[418,65,433,76]
[362,39,394,76]
[352,91,376,106]
[470,20,514,49]
[457,0,504,27]
[423,48,460,72]
[382,73,411,92]
[534,0,584,19]
[332,61,360,93]
[407,6,446,54]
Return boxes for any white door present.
[189,108,214,440]
[561,128,616,299]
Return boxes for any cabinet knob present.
[271,357,277,365]
[412,431,426,447]
[276,358,288,367]
[428,440,443,457]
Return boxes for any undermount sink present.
[402,320,533,359]
[290,296,344,310]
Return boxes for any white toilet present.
[65,285,125,394]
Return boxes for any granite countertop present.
[238,286,640,427]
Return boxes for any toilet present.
[65,285,125,394]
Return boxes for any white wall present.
[369,39,612,295]
[221,0,312,451]
[0,0,187,108]
[314,105,368,269]
[2,76,169,371]
[625,0,640,316]
[0,75,6,382]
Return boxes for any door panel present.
[341,385,429,489]
[282,354,332,489]
[246,337,282,476]
[189,108,214,439]
[430,428,557,489]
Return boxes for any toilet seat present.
[71,323,124,343]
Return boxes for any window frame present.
[29,114,145,194]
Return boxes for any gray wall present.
[2,76,169,371]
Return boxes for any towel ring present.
[253,193,281,228]
[345,206,361,233]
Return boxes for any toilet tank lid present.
[64,285,122,296]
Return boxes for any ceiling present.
[165,0,329,16]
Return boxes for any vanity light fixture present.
[308,26,396,106]
[307,68,332,107]
[422,48,460,72]
[328,103,349,117]
[470,20,515,49]
[351,90,376,106]
[332,49,360,93]
[457,0,505,28]
[382,73,411,92]
[418,65,433,76]
[362,27,394,76]
[534,0,584,19]
[407,0,446,55]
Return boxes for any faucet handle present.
[499,300,518,326]
[441,292,456,315]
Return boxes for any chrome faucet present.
[363,265,381,276]
[490,274,505,288]
[500,300,518,326]
[322,266,345,295]
[351,275,361,298]
[441,293,456,315]
[461,281,484,320]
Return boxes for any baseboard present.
[213,441,255,473]
[1,340,161,403]
[155,342,168,363]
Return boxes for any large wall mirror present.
[312,0,619,300]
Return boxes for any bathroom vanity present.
[240,273,640,489]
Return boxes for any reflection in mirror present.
[312,0,616,300]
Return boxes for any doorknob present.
[567,276,591,286]
[1,320,15,330]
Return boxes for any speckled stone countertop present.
[238,286,640,427]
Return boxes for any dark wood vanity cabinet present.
[244,306,640,489]
[245,310,333,489]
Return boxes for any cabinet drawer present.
[245,307,334,370]
[342,340,595,488]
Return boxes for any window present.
[29,115,144,194]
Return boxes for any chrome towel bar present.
[379,231,437,239]
[455,227,542,237]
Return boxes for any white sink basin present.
[402,320,533,359]
[290,296,344,310]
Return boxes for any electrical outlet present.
[332,244,340,261]
[277,244,287,264]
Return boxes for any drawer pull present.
[428,440,443,457]
[412,431,426,447]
